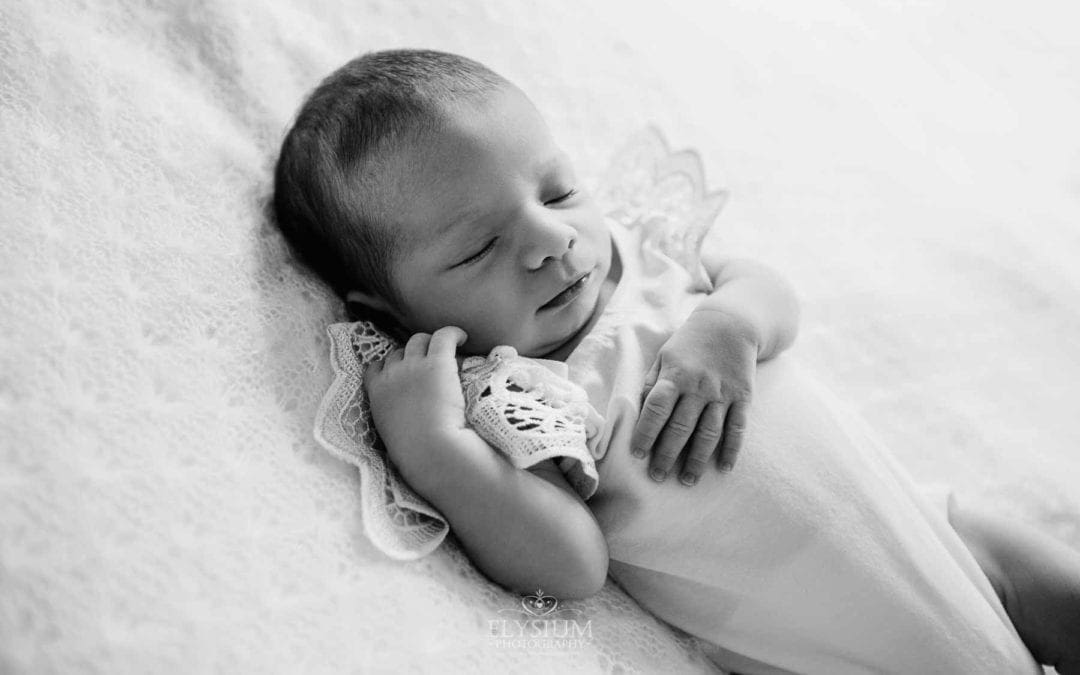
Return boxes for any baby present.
[274,49,1080,674]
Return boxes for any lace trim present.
[594,126,728,290]
[461,346,604,499]
[314,323,447,560]
[581,127,730,350]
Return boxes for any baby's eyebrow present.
[535,152,572,179]
[437,204,485,239]
[436,152,572,239]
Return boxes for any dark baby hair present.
[272,48,508,316]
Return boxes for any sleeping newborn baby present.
[273,49,1080,674]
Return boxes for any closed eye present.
[544,188,577,206]
[455,238,497,267]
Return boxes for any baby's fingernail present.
[719,462,734,473]
[650,468,667,482]
[680,472,698,486]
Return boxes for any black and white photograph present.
[2,1,1079,673]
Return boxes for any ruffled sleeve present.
[460,347,603,500]
[314,322,449,560]
[593,126,729,292]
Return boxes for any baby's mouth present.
[539,272,591,311]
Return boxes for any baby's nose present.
[523,218,577,270]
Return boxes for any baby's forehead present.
[361,89,562,247]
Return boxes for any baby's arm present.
[364,327,609,600]
[410,436,609,600]
[697,251,801,362]
[633,253,801,484]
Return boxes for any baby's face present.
[373,86,612,358]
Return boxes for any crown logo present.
[521,588,558,616]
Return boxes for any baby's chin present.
[467,326,570,360]
[464,277,607,358]
[529,306,602,360]
[463,323,585,360]
[464,335,549,359]
[459,331,535,358]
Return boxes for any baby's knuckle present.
[673,370,710,394]
[682,455,708,472]
[652,369,678,384]
[658,344,680,360]
[686,373,712,395]
[726,383,752,401]
[650,378,680,398]
[684,371,709,390]
[702,382,724,400]
[654,448,680,465]
[642,399,669,417]
[726,421,748,435]
[695,423,722,441]
[666,418,693,435]
[660,362,692,382]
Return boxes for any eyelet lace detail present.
[461,346,603,499]
[595,126,728,288]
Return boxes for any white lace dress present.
[314,129,1040,674]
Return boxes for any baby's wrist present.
[386,425,492,496]
[691,303,762,353]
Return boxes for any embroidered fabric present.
[313,126,725,561]
[459,346,604,498]
[594,127,729,291]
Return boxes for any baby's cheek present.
[472,317,522,354]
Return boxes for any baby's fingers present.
[631,379,677,460]
[361,359,386,397]
[649,396,705,482]
[717,401,750,472]
[403,333,431,359]
[362,359,382,380]
[640,357,660,402]
[427,326,468,358]
[677,402,726,486]
[382,347,404,366]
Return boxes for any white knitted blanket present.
[3,1,1078,673]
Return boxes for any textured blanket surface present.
[2,1,1078,673]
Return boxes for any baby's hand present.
[364,326,472,483]
[631,309,757,486]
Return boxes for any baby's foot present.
[950,502,1080,674]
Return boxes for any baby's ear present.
[345,290,410,342]
[346,289,396,315]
